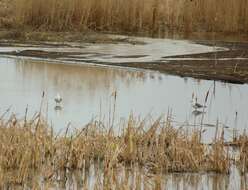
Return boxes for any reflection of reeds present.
[234,133,248,174]
[6,0,248,35]
[0,112,236,188]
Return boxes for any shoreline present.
[0,38,248,84]
[0,34,248,84]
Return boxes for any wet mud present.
[0,40,248,84]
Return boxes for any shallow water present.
[10,165,247,190]
[0,38,248,189]
[0,56,248,140]
[0,36,247,142]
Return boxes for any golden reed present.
[10,0,248,35]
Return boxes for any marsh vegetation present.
[0,0,248,189]
[0,0,248,37]
[0,112,247,189]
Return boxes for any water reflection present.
[7,167,248,190]
[0,57,248,136]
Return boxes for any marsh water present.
[0,37,247,134]
[0,56,248,141]
[1,37,248,189]
[8,164,248,190]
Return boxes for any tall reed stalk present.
[10,0,248,35]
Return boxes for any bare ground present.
[114,46,248,84]
[0,33,248,84]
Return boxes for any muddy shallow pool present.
[1,37,248,189]
[0,57,247,137]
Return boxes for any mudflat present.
[0,33,248,84]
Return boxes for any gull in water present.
[192,102,206,117]
[191,96,206,110]
[55,93,62,106]
[192,102,206,110]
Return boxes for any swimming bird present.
[55,93,62,106]
[192,102,206,110]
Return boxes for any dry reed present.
[0,112,235,188]
[1,0,246,36]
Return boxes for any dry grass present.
[0,0,14,28]
[0,0,247,36]
[232,132,248,174]
[0,112,234,188]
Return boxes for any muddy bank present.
[0,39,248,84]
[0,31,145,45]
[115,49,248,84]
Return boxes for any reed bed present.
[0,0,245,36]
[0,112,236,189]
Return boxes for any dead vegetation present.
[0,0,248,37]
[0,111,247,188]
